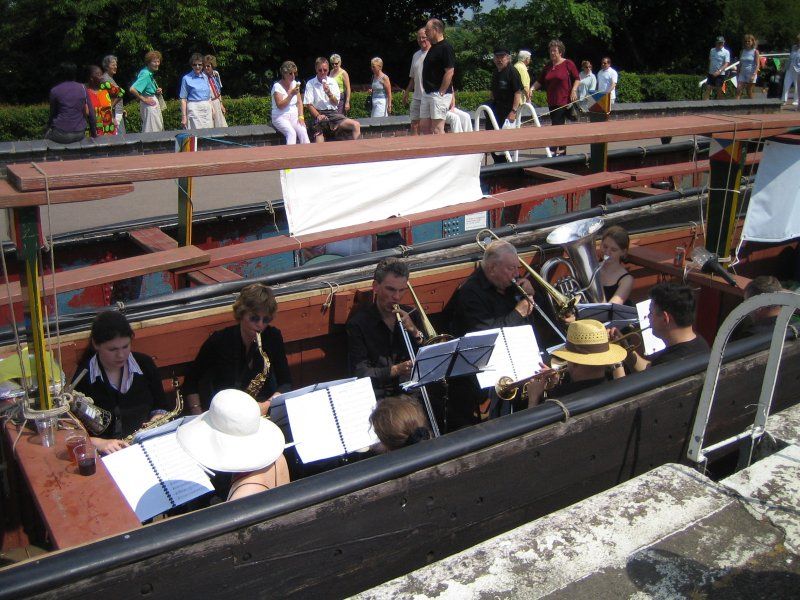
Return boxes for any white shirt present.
[271,80,300,119]
[88,353,143,394]
[410,49,428,101]
[303,76,340,110]
[597,67,618,102]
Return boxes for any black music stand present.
[403,332,498,390]
[576,302,639,330]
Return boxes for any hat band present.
[565,340,609,355]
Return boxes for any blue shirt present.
[179,71,211,101]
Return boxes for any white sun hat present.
[176,389,285,473]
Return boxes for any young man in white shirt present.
[596,56,618,104]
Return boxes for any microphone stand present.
[395,308,441,438]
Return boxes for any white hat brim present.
[176,413,285,473]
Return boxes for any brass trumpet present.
[475,229,578,317]
[404,281,453,345]
[494,365,565,401]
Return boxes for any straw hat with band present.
[551,319,627,366]
[176,389,285,473]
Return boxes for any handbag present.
[157,93,167,111]
[567,102,579,121]
[365,94,373,112]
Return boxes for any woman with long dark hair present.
[72,311,169,454]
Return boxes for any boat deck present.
[357,403,800,599]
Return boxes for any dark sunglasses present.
[192,63,203,67]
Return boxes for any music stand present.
[403,332,498,390]
[576,302,639,330]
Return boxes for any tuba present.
[123,376,184,443]
[540,217,606,313]
[245,334,271,399]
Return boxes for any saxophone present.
[245,334,271,399]
[123,376,184,444]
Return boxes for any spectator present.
[736,34,760,100]
[101,55,126,134]
[179,53,213,129]
[329,54,351,114]
[577,60,597,111]
[783,34,800,108]
[733,276,788,339]
[532,39,580,156]
[703,36,731,100]
[597,56,618,104]
[420,18,455,135]
[369,57,392,117]
[129,50,164,133]
[204,55,228,127]
[303,57,360,142]
[44,63,95,144]
[514,49,532,102]
[403,28,431,135]
[445,90,473,133]
[271,60,309,145]
[488,47,523,163]
[86,64,121,136]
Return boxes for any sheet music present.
[636,299,667,356]
[404,338,460,387]
[103,432,213,522]
[467,325,542,389]
[133,416,196,444]
[285,378,378,464]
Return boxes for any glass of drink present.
[65,434,88,465]
[35,417,57,448]
[73,443,97,476]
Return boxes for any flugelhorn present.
[475,229,578,317]
[495,366,565,402]
[406,281,453,345]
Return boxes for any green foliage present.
[616,72,643,103]
[639,74,703,102]
[460,69,493,92]
[0,104,50,142]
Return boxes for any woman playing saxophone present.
[71,312,170,454]
[183,283,292,416]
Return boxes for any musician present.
[72,311,170,454]
[183,283,292,416]
[369,394,432,452]
[617,282,709,372]
[733,276,787,340]
[447,239,537,429]
[525,319,626,407]
[346,258,425,399]
[177,389,290,501]
[599,225,634,305]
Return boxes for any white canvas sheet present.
[742,140,800,243]
[281,154,483,237]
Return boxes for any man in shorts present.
[420,18,455,135]
[303,57,360,142]
[403,28,430,135]
[703,37,731,100]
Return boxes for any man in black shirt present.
[346,258,425,399]
[620,282,709,371]
[447,240,536,429]
[488,47,523,163]
[421,18,455,135]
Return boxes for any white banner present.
[281,154,484,237]
[742,140,800,243]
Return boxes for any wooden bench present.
[174,172,632,272]
[4,423,140,549]
[0,245,210,303]
[129,228,242,286]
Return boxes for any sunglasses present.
[331,62,340,66]
[248,314,272,324]
[192,63,203,67]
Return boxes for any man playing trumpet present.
[346,258,425,399]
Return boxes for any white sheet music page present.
[102,444,168,522]
[329,378,379,453]
[285,389,346,463]
[467,325,542,389]
[636,299,667,356]
[143,434,214,506]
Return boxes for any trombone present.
[406,282,453,345]
[475,229,578,318]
